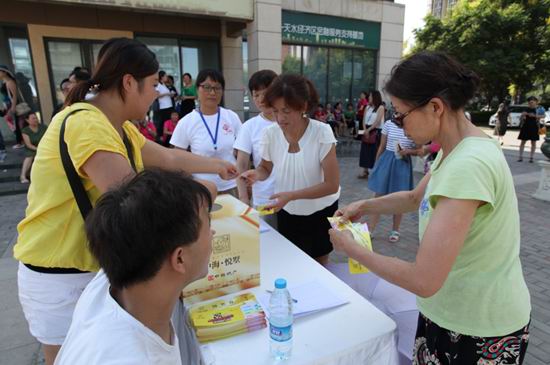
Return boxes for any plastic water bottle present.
[269,278,293,360]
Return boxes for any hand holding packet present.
[327,217,373,274]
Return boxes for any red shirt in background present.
[138,121,156,141]
[356,98,369,121]
[314,110,327,122]
[163,120,177,144]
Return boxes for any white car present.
[489,105,549,128]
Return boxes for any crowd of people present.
[6,37,533,365]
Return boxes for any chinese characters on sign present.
[282,23,365,41]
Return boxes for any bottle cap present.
[274,278,287,289]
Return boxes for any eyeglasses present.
[200,84,223,94]
[391,89,448,128]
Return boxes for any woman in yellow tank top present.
[14,37,236,365]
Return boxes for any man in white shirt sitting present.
[55,169,214,365]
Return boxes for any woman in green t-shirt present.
[331,52,531,364]
[20,112,47,183]
[180,72,197,117]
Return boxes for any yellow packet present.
[256,204,275,216]
[327,217,373,274]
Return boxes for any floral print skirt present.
[413,313,530,365]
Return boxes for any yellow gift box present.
[182,195,261,305]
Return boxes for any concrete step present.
[0,181,28,197]
[0,168,23,183]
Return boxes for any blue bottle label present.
[269,323,292,342]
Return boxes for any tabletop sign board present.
[183,194,260,305]
[282,10,381,49]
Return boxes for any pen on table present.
[265,290,298,303]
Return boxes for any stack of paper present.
[258,280,349,319]
[189,293,267,343]
[327,217,373,274]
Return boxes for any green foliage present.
[413,0,550,102]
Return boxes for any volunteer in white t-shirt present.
[240,74,340,265]
[154,71,175,141]
[55,170,213,365]
[234,70,278,223]
[171,69,241,195]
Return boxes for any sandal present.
[389,231,400,243]
[517,158,523,162]
[529,158,534,163]
[20,178,29,184]
[357,173,368,179]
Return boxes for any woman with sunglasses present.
[330,51,530,364]
[170,69,242,195]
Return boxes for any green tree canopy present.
[413,0,550,103]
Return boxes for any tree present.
[413,0,550,104]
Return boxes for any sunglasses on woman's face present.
[391,91,447,128]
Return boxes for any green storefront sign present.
[282,11,381,49]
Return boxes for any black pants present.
[277,200,338,259]
[413,313,530,364]
[154,107,174,143]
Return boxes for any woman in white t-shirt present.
[234,70,278,225]
[171,69,241,195]
[154,70,174,142]
[358,91,385,179]
[240,74,340,265]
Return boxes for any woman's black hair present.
[183,72,192,79]
[263,74,319,114]
[65,38,159,106]
[384,51,479,110]
[158,70,166,80]
[195,69,225,90]
[248,69,277,93]
[370,90,383,110]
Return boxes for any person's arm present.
[240,158,273,185]
[268,145,339,212]
[369,106,385,130]
[82,151,136,193]
[330,196,479,298]
[22,134,37,151]
[235,150,252,205]
[141,139,237,179]
[7,81,17,113]
[375,134,387,161]
[336,172,431,221]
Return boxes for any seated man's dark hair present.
[86,169,212,289]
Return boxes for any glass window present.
[282,44,302,74]
[328,48,353,104]
[138,37,181,90]
[91,42,102,68]
[351,50,376,104]
[181,47,199,80]
[302,46,328,104]
[47,41,83,106]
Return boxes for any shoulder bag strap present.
[59,109,93,220]
[122,129,137,173]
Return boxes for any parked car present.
[488,105,549,128]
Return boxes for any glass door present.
[46,40,84,106]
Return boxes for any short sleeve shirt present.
[170,107,241,191]
[261,119,340,216]
[381,120,416,152]
[417,137,531,337]
[156,83,173,110]
[233,114,276,205]
[14,103,146,271]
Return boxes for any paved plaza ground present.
[0,128,548,364]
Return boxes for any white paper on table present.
[259,219,271,233]
[258,280,349,319]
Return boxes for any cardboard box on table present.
[182,194,260,305]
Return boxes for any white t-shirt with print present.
[156,83,173,110]
[261,119,340,216]
[54,271,182,365]
[171,107,241,191]
[233,114,276,206]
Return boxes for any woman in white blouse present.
[171,69,241,195]
[240,74,340,265]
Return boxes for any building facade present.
[428,0,459,18]
[0,0,404,123]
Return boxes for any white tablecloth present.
[201,224,399,365]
